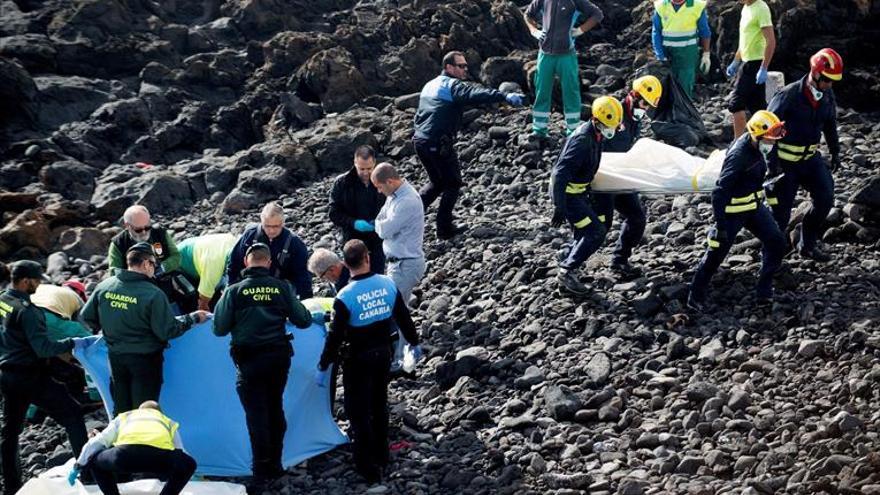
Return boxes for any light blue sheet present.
[73,319,348,476]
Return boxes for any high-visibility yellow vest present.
[114,409,178,451]
[655,0,706,48]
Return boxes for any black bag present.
[641,64,708,148]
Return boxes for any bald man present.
[108,205,181,275]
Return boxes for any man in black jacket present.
[413,51,524,239]
[329,145,386,282]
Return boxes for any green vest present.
[655,0,706,48]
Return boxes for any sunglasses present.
[319,265,333,280]
[130,225,152,234]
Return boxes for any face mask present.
[633,108,647,120]
[759,141,774,156]
[599,124,616,140]
[809,82,824,101]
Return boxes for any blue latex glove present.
[314,368,331,388]
[311,311,325,325]
[72,338,89,352]
[726,59,741,78]
[67,466,80,486]
[505,94,524,107]
[353,219,374,232]
[756,66,768,84]
[411,345,424,362]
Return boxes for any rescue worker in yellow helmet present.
[68,401,197,495]
[593,76,663,279]
[550,95,623,295]
[687,110,787,312]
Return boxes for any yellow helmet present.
[746,110,786,140]
[632,75,663,107]
[591,95,624,129]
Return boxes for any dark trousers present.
[593,192,647,265]
[414,137,463,234]
[728,60,767,114]
[337,243,386,288]
[690,206,785,302]
[232,343,292,478]
[342,347,391,481]
[560,195,607,271]
[90,445,196,495]
[770,155,834,250]
[0,369,87,495]
[109,352,164,416]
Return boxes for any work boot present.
[799,245,831,262]
[437,224,467,240]
[686,294,705,314]
[610,260,642,279]
[557,269,589,295]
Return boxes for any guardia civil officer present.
[213,243,314,489]
[315,240,423,484]
[81,243,209,415]
[0,261,89,495]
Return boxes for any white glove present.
[530,28,543,41]
[570,27,585,38]
[700,51,711,75]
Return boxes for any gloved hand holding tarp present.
[592,138,725,194]
[71,303,347,477]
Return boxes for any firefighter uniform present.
[766,75,840,253]
[689,133,786,305]
[73,407,196,495]
[81,270,199,415]
[213,265,312,480]
[593,95,648,269]
[0,279,87,495]
[552,120,607,272]
[318,273,419,483]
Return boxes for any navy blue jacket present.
[602,96,641,153]
[551,121,603,209]
[767,76,840,160]
[712,134,773,223]
[413,72,507,141]
[226,225,313,299]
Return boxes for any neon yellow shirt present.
[179,233,237,298]
[738,0,773,62]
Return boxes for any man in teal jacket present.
[82,243,209,415]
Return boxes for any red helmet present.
[62,280,87,302]
[810,48,843,81]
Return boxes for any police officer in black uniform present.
[315,240,422,484]
[0,261,89,495]
[213,243,314,489]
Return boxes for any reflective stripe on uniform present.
[114,410,177,451]
[662,38,699,47]
[765,196,779,205]
[574,216,592,228]
[597,215,606,222]
[565,182,590,194]
[532,111,551,118]
[777,142,818,162]
[707,237,720,249]
[564,112,582,120]
[725,189,763,213]
[730,190,765,204]
[725,202,758,213]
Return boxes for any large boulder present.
[54,227,110,259]
[480,56,527,90]
[232,141,317,198]
[0,210,51,256]
[0,57,38,134]
[39,159,102,201]
[0,34,58,72]
[291,107,388,174]
[33,76,126,131]
[261,31,335,77]
[292,47,367,114]
[91,168,196,220]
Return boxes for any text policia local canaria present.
[356,288,392,321]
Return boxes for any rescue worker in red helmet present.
[766,48,843,262]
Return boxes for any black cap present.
[11,260,44,280]
[245,242,270,257]
[126,242,154,255]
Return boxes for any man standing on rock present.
[413,51,524,240]
[652,0,712,98]
[0,261,89,495]
[593,76,663,278]
[82,243,209,415]
[551,96,624,295]
[525,0,604,137]
[213,242,313,491]
[226,202,313,299]
[329,145,386,282]
[726,0,776,138]
[687,111,787,312]
[315,240,422,484]
[372,163,426,306]
[766,48,843,262]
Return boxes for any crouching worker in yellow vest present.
[67,401,197,495]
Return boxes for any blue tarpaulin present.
[73,318,348,476]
